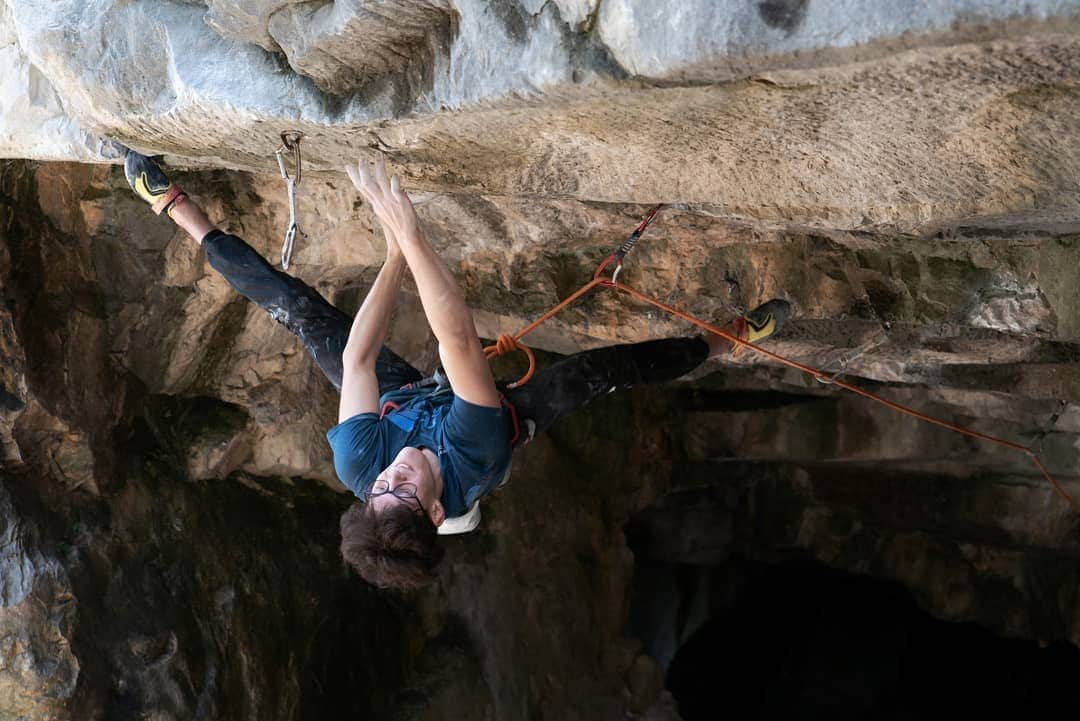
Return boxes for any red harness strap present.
[378,400,400,420]
[500,393,521,445]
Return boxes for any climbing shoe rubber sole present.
[124,150,186,216]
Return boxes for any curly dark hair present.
[339,501,445,590]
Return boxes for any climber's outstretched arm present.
[402,237,500,409]
[348,158,500,409]
[339,252,407,422]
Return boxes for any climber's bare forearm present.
[396,230,475,347]
[338,254,405,422]
[342,253,406,370]
[397,230,500,408]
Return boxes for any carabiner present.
[274,130,306,269]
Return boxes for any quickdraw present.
[275,130,307,270]
[814,327,891,385]
[815,259,894,384]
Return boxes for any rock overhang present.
[1,2,1079,223]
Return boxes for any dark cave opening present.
[634,559,1080,720]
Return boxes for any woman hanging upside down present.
[123,149,791,591]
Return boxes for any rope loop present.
[484,334,536,389]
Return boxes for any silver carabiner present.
[275,131,305,269]
[282,224,297,270]
[611,263,624,285]
[814,327,890,385]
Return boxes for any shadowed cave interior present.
[627,553,1080,720]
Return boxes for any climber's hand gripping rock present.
[347,157,416,256]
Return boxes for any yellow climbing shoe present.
[731,299,791,356]
[124,149,186,216]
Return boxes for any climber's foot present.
[124,149,186,216]
[707,299,792,358]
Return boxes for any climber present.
[122,148,791,591]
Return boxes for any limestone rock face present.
[2,0,1079,209]
[3,2,1080,720]
[0,480,77,721]
[266,0,457,96]
[0,2,109,162]
[202,0,300,51]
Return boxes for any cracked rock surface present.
[2,3,1080,720]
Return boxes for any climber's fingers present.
[373,157,390,191]
[357,159,373,191]
[345,163,362,191]
[350,160,387,214]
[348,158,418,241]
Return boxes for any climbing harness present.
[484,204,1080,513]
[274,131,307,270]
[393,368,525,445]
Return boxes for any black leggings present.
[203,231,423,394]
[203,230,709,436]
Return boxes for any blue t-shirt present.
[326,388,513,519]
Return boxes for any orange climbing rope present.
[484,204,1080,513]
[483,333,536,388]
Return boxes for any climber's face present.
[368,446,445,526]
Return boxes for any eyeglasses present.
[366,480,428,517]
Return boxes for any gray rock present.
[202,0,300,51]
[267,0,457,96]
[2,0,1079,173]
[596,0,1080,77]
[0,485,34,607]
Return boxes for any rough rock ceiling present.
[3,2,1080,219]
[2,2,1080,720]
